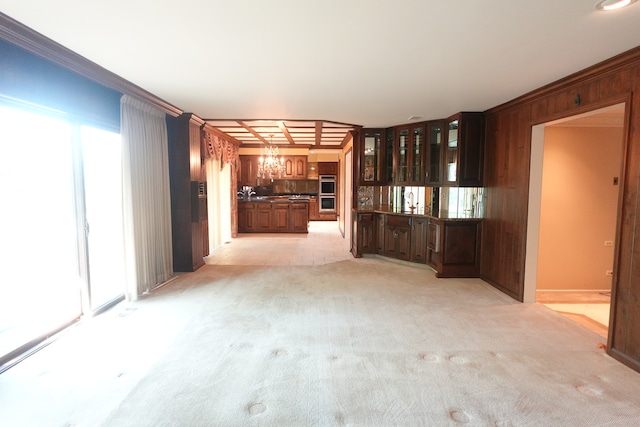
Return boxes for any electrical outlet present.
[606,270,613,277]
[604,241,613,247]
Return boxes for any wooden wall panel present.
[483,46,640,372]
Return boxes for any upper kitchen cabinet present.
[443,112,485,187]
[238,155,259,186]
[359,129,385,185]
[283,156,307,179]
[318,161,338,176]
[426,121,444,186]
[395,123,425,186]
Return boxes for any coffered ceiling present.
[204,119,357,148]
[1,0,640,149]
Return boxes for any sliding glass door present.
[0,103,126,366]
[0,104,82,361]
[81,126,125,311]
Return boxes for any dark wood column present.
[167,113,207,272]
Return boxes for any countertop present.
[356,205,483,221]
[238,195,311,203]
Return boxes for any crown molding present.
[0,12,183,117]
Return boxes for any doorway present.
[525,104,625,338]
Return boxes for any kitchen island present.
[238,196,310,233]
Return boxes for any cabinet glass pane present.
[446,120,459,183]
[428,123,442,184]
[385,129,395,183]
[397,129,409,182]
[363,132,381,182]
[411,126,424,183]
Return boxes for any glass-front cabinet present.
[443,112,485,187]
[395,124,425,186]
[396,127,410,184]
[385,127,395,183]
[427,121,444,186]
[445,118,459,185]
[361,130,382,184]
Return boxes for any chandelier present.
[257,134,284,179]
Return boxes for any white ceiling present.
[1,0,640,145]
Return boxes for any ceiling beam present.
[315,121,323,146]
[278,121,296,145]
[237,120,268,143]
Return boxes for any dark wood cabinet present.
[308,197,319,220]
[284,156,307,179]
[376,213,385,254]
[358,130,386,185]
[351,212,375,257]
[255,205,273,231]
[318,161,338,176]
[384,215,411,261]
[410,216,429,264]
[238,201,309,233]
[272,204,290,231]
[444,112,484,187]
[290,203,309,232]
[394,124,425,186]
[238,155,259,186]
[238,203,256,232]
[426,121,444,186]
[427,218,481,277]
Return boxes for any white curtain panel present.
[120,95,173,300]
[206,157,232,251]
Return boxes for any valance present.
[202,128,239,170]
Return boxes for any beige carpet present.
[1,258,639,426]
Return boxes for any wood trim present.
[0,12,183,117]
[278,121,296,144]
[238,121,269,143]
[488,45,640,115]
[315,121,323,146]
[202,123,243,146]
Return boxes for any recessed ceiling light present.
[596,0,636,11]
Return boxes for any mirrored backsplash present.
[357,186,485,218]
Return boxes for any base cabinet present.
[238,202,309,233]
[427,219,481,277]
[309,198,319,220]
[384,215,411,261]
[238,203,256,232]
[410,217,429,264]
[352,211,375,257]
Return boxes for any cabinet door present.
[255,205,272,230]
[238,155,258,186]
[294,156,307,178]
[395,127,410,184]
[284,157,295,178]
[410,124,425,185]
[410,217,428,264]
[357,213,375,254]
[238,203,256,232]
[290,203,309,232]
[361,130,383,185]
[376,214,385,254]
[426,121,444,186]
[444,112,484,187]
[385,128,395,183]
[445,118,459,185]
[308,198,319,220]
[272,204,290,231]
[318,162,338,176]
